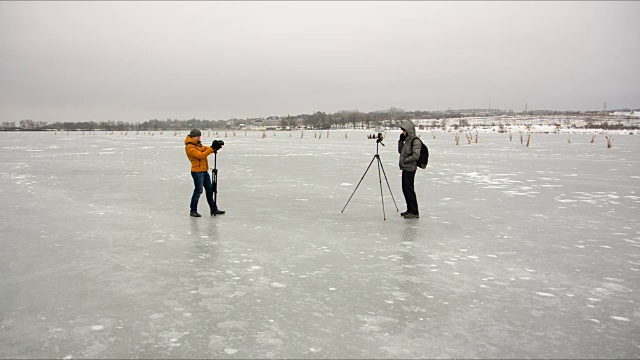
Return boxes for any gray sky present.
[1,1,639,123]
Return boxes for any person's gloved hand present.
[399,132,406,141]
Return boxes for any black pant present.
[190,171,216,212]
[402,170,419,215]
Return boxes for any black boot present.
[401,210,410,216]
[190,211,201,217]
[211,209,226,216]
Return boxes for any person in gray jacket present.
[398,120,422,219]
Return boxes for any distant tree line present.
[1,119,48,130]
[0,118,231,131]
[1,107,639,131]
[281,107,515,130]
[585,120,638,130]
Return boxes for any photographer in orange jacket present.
[185,129,225,217]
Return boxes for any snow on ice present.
[0,131,639,358]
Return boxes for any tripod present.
[341,140,398,220]
[211,152,219,215]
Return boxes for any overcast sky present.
[1,1,639,123]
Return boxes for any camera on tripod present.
[342,131,398,220]
[367,132,385,145]
[211,140,225,150]
[210,140,224,214]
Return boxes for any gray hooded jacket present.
[398,120,422,172]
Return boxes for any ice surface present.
[1,131,639,358]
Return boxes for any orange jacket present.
[185,135,215,172]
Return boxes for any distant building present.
[612,111,640,117]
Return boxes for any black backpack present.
[412,138,429,169]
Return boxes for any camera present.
[211,140,225,150]
[372,132,384,144]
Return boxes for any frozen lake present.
[1,130,639,358]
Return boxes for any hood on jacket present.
[184,135,201,146]
[400,120,417,138]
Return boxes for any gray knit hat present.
[189,129,201,137]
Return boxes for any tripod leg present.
[213,152,218,215]
[213,171,217,203]
[378,159,399,212]
[341,155,377,213]
[377,156,386,221]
